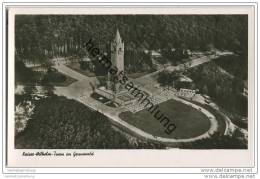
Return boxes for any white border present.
[1,1,258,175]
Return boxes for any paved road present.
[54,63,98,98]
[55,63,88,81]
[134,53,231,84]
[133,54,218,94]
[52,60,220,143]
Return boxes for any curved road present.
[53,59,222,143]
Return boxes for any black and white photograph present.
[14,14,249,150]
[2,1,257,171]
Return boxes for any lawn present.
[43,72,77,87]
[66,62,97,77]
[16,71,77,87]
[127,71,154,79]
[91,92,110,103]
[66,62,107,77]
[119,99,211,139]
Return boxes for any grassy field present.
[16,72,77,87]
[66,62,97,77]
[119,99,211,139]
[127,70,155,79]
[44,73,77,87]
[179,97,227,135]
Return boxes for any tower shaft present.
[107,29,124,93]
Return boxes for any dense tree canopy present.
[179,130,247,149]
[15,15,247,63]
[15,95,165,149]
[186,61,247,117]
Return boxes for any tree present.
[15,15,248,64]
[202,85,208,95]
[15,95,166,149]
[179,131,247,149]
[157,71,173,87]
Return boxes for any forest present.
[15,95,165,149]
[186,61,247,117]
[15,15,248,64]
[14,15,249,149]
